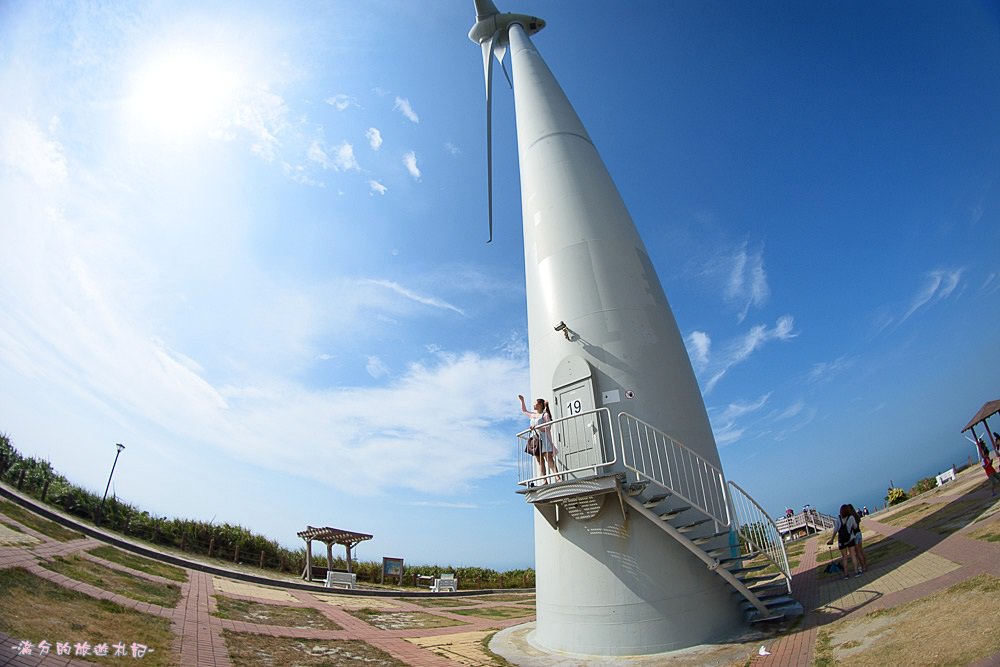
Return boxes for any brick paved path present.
[0,496,534,667]
[751,485,1000,666]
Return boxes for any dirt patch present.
[222,631,407,666]
[347,608,468,630]
[813,574,1000,666]
[448,606,535,620]
[212,594,341,630]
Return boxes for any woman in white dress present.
[518,394,558,483]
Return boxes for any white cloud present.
[685,331,711,372]
[444,141,461,156]
[362,279,465,316]
[366,127,383,151]
[369,179,388,195]
[307,140,360,172]
[901,268,964,323]
[325,94,357,111]
[807,355,854,383]
[698,315,797,394]
[0,116,68,185]
[366,355,390,379]
[403,151,421,180]
[393,96,419,123]
[709,394,771,446]
[725,240,769,323]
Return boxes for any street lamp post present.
[97,443,125,527]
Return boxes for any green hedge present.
[0,432,533,587]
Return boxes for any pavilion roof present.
[961,399,1000,433]
[296,525,373,547]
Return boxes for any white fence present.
[728,480,792,592]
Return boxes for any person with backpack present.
[847,504,866,572]
[826,504,861,578]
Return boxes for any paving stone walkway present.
[750,477,1000,667]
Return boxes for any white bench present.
[325,571,357,589]
[431,574,457,592]
[935,467,956,486]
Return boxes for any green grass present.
[87,545,187,582]
[406,597,475,608]
[0,499,84,541]
[41,554,182,608]
[0,567,176,667]
[212,595,341,630]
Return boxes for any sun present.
[126,47,239,142]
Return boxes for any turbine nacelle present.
[469,0,545,243]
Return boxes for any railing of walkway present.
[728,480,792,592]
[516,407,616,486]
[617,412,730,527]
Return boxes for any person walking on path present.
[827,504,861,578]
[518,394,558,484]
[847,503,867,571]
[982,456,1000,496]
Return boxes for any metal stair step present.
[726,562,772,576]
[692,530,731,545]
[642,492,672,507]
[738,572,784,586]
[624,482,649,497]
[714,550,760,562]
[740,594,794,611]
[658,505,691,520]
[674,517,712,533]
[745,599,804,623]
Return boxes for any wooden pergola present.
[961,399,1000,459]
[297,525,373,582]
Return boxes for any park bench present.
[325,571,357,590]
[431,573,457,592]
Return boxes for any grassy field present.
[347,608,468,631]
[222,631,407,667]
[0,567,177,666]
[88,545,188,582]
[41,554,182,608]
[0,499,83,541]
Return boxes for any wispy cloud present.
[725,240,769,323]
[807,355,854,383]
[444,141,461,156]
[325,94,357,111]
[362,279,465,316]
[695,315,797,394]
[709,394,771,446]
[393,96,419,123]
[403,151,421,180]
[405,500,478,509]
[685,331,711,372]
[368,179,387,196]
[366,127,382,151]
[366,355,390,379]
[0,116,68,185]
[307,140,360,172]
[900,268,964,323]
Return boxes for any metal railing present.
[775,510,835,536]
[728,480,792,593]
[516,407,616,486]
[617,412,730,527]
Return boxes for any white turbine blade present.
[494,41,512,89]
[474,0,500,21]
[481,30,497,242]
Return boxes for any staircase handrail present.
[515,407,616,486]
[617,412,730,527]
[728,480,792,593]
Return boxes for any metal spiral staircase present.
[517,408,802,624]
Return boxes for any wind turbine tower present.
[469,0,797,657]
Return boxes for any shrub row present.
[0,432,534,588]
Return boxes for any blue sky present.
[1,1,998,569]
